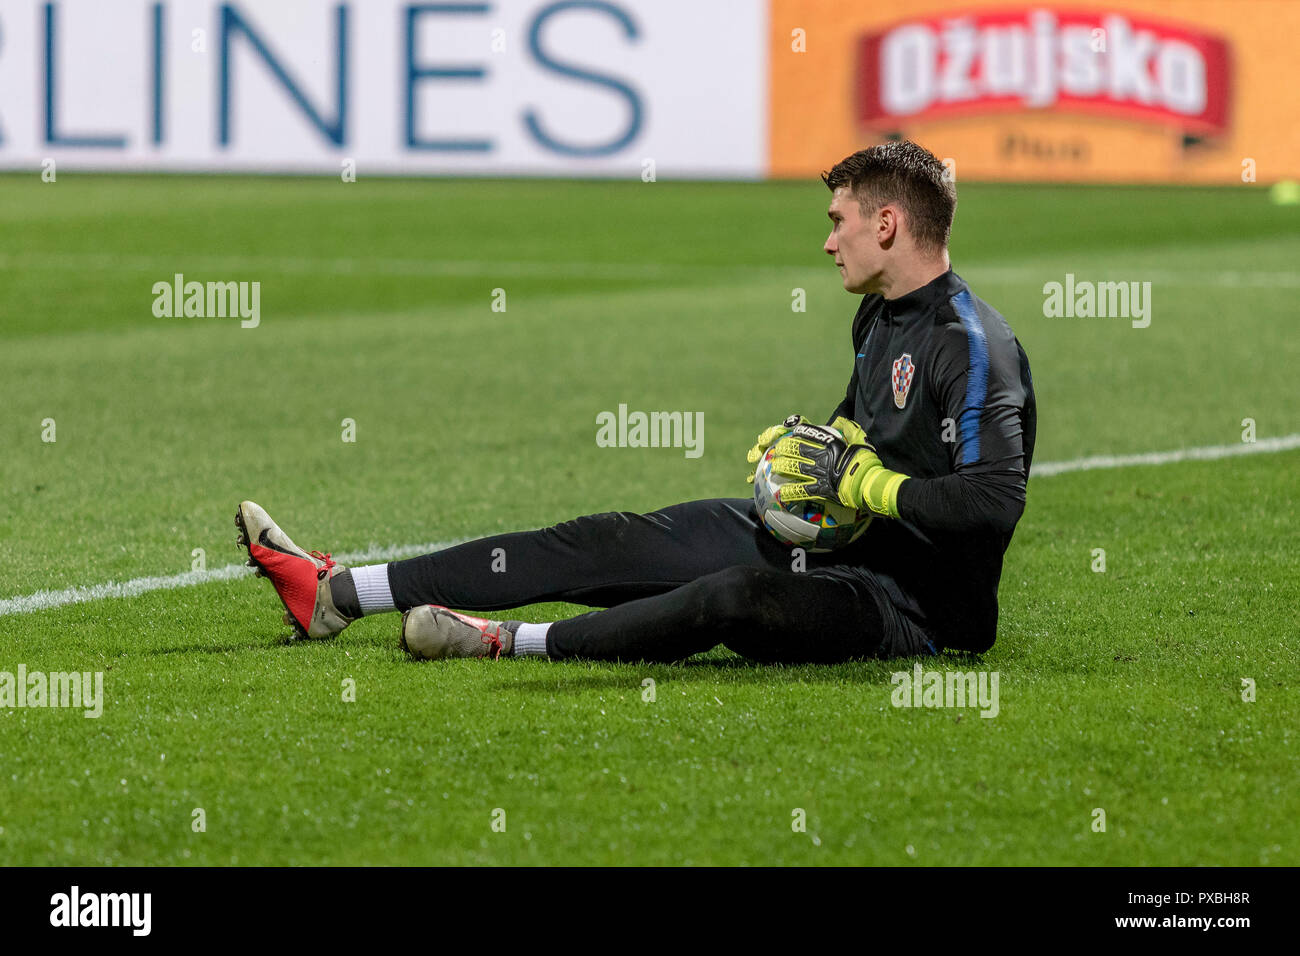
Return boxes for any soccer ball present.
[753,427,873,552]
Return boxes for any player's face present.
[824,187,880,295]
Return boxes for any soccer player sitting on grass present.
[236,140,1036,664]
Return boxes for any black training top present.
[829,268,1036,653]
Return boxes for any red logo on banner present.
[857,8,1232,137]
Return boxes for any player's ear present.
[877,205,898,245]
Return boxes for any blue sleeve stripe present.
[951,290,989,466]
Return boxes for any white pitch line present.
[0,538,464,618]
[3,435,1298,617]
[1031,433,1300,477]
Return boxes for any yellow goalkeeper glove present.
[745,414,813,483]
[767,416,908,518]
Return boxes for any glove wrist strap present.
[861,468,908,518]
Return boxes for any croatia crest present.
[891,353,915,409]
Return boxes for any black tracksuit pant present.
[385,498,914,664]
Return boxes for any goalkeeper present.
[238,140,1035,664]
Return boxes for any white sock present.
[351,564,395,615]
[513,622,551,657]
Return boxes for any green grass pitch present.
[0,173,1296,865]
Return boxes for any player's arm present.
[896,461,1025,535]
[770,325,1027,535]
[893,325,1027,535]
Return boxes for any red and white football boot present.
[235,500,354,639]
[400,605,515,660]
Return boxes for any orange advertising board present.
[769,0,1300,182]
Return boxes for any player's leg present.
[549,565,888,663]
[238,497,792,640]
[401,564,894,664]
[340,497,792,615]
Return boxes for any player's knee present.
[542,510,634,549]
[697,565,773,628]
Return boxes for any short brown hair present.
[822,141,956,253]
